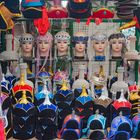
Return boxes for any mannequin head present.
[73,31,88,59]
[108,33,126,58]
[91,33,107,60]
[36,32,53,57]
[55,31,70,57]
[20,33,34,57]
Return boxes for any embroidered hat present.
[54,31,71,44]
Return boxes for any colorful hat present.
[86,113,106,139]
[12,91,36,139]
[0,2,21,31]
[132,114,140,139]
[58,111,81,139]
[36,83,57,139]
[11,74,34,104]
[92,8,114,19]
[109,115,132,138]
[73,31,88,44]
[75,85,93,119]
[21,0,45,18]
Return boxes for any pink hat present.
[36,32,53,43]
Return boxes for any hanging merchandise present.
[92,0,114,19]
[58,111,82,139]
[54,81,74,129]
[0,1,21,31]
[108,114,133,140]
[115,0,138,19]
[86,110,107,140]
[111,67,129,99]
[48,0,68,18]
[12,91,36,139]
[0,34,19,61]
[21,0,45,18]
[74,85,94,134]
[54,31,71,75]
[129,83,140,118]
[36,80,57,139]
[108,32,127,59]
[67,0,92,19]
[72,64,89,98]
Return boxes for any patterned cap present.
[20,33,34,43]
[55,31,70,42]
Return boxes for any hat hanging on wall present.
[0,34,19,61]
[21,0,45,18]
[48,0,68,18]
[67,0,92,19]
[0,2,21,31]
[92,0,114,19]
[115,0,138,19]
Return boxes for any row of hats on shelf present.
[1,63,140,139]
[0,0,140,33]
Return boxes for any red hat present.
[129,84,138,92]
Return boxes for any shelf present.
[14,17,131,23]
